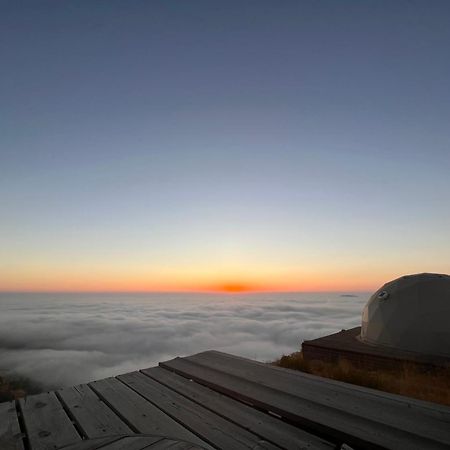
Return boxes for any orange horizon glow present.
[0,287,374,293]
[1,261,433,294]
[0,275,383,294]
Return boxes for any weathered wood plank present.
[19,391,81,450]
[142,366,333,450]
[189,351,450,415]
[92,435,162,450]
[161,355,450,450]
[88,377,211,449]
[56,435,123,450]
[0,401,24,450]
[58,435,187,450]
[187,351,450,438]
[147,440,203,449]
[119,370,277,450]
[57,384,132,438]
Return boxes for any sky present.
[1,1,450,292]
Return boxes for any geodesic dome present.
[361,273,450,357]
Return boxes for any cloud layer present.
[0,292,367,389]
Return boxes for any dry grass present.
[0,374,42,402]
[273,351,450,406]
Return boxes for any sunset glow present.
[1,2,449,293]
[0,260,437,293]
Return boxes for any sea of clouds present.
[0,292,367,389]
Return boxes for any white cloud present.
[0,293,367,388]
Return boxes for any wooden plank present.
[55,435,124,450]
[303,327,450,369]
[59,435,203,450]
[19,391,81,450]
[119,370,278,450]
[186,351,449,411]
[187,351,450,439]
[57,384,132,438]
[147,440,203,450]
[94,435,162,450]
[0,401,24,450]
[142,366,333,450]
[161,355,450,450]
[88,377,211,449]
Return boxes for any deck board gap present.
[139,369,264,428]
[115,375,221,450]
[159,363,341,447]
[58,382,134,439]
[88,381,142,435]
[13,399,29,450]
[55,390,89,440]
[84,382,135,436]
[139,367,336,450]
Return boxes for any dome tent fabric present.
[361,273,450,358]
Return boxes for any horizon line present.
[0,289,372,294]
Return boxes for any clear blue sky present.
[1,1,449,291]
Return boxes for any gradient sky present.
[1,1,449,292]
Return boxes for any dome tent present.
[361,273,450,358]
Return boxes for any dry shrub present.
[273,352,450,406]
[0,374,42,402]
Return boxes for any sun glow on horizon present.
[210,282,255,293]
[0,271,389,294]
[1,258,446,294]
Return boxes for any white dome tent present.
[360,273,450,358]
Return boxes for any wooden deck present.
[302,327,450,370]
[1,351,449,450]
